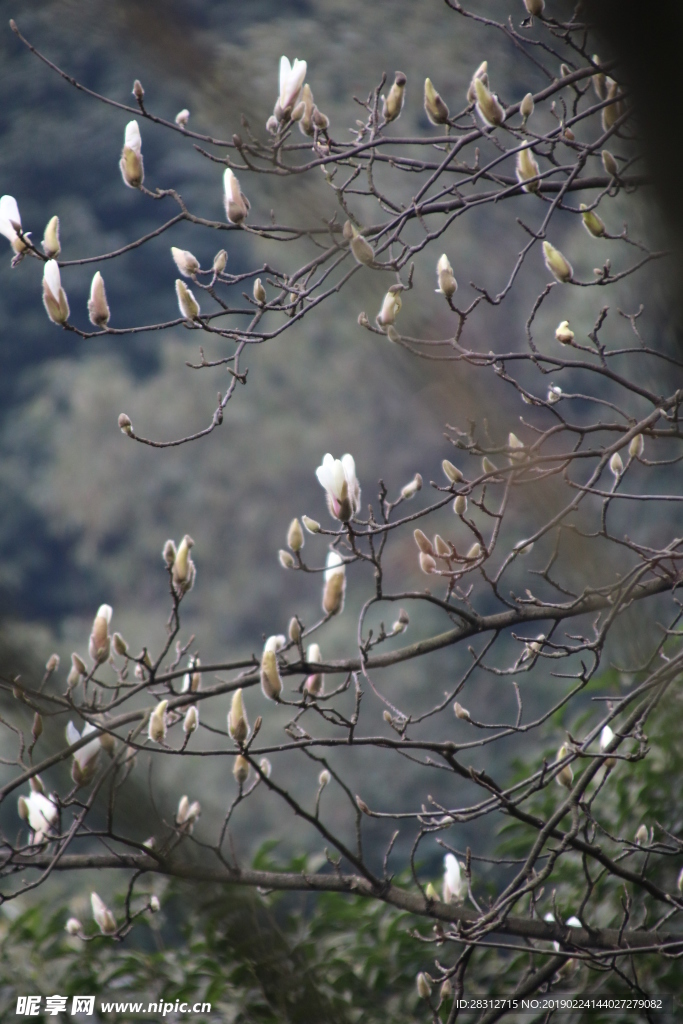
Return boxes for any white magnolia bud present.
[524,0,544,15]
[0,194,30,254]
[377,286,402,327]
[175,109,190,127]
[175,279,200,320]
[474,77,505,127]
[118,413,133,435]
[287,518,304,552]
[318,768,331,787]
[555,320,574,344]
[233,754,249,785]
[120,120,144,189]
[213,249,227,274]
[65,917,82,935]
[454,701,471,721]
[261,645,283,701]
[88,272,111,327]
[172,534,196,595]
[323,551,346,616]
[556,745,574,789]
[253,277,267,304]
[580,203,606,238]
[171,247,200,278]
[414,529,434,555]
[149,895,160,913]
[547,385,563,404]
[481,456,497,475]
[453,495,467,515]
[609,452,624,478]
[520,92,534,120]
[42,260,70,325]
[435,253,457,298]
[542,241,573,283]
[183,706,198,734]
[442,460,463,484]
[416,973,432,999]
[635,824,648,846]
[259,757,272,778]
[382,71,406,122]
[400,473,422,500]
[288,616,301,642]
[45,653,60,673]
[304,642,324,697]
[434,534,451,557]
[508,432,525,462]
[465,542,482,560]
[424,78,450,126]
[148,700,168,744]
[89,604,112,664]
[629,434,644,459]
[41,215,60,258]
[302,515,321,534]
[602,150,619,178]
[91,893,116,935]
[279,549,295,569]
[516,147,540,193]
[467,61,488,104]
[228,688,249,744]
[419,551,437,574]
[223,168,249,225]
[347,224,375,266]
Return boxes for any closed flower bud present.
[442,459,463,484]
[383,710,393,723]
[377,285,402,327]
[175,279,200,321]
[88,271,110,327]
[183,705,198,735]
[516,146,540,192]
[547,384,563,403]
[171,247,200,278]
[149,895,160,912]
[593,56,607,100]
[677,866,683,893]
[175,109,190,127]
[629,433,644,459]
[609,451,624,478]
[148,700,168,744]
[120,120,144,189]
[233,754,249,785]
[425,882,440,901]
[223,168,250,225]
[524,0,544,13]
[414,529,434,555]
[323,551,346,616]
[65,917,82,936]
[213,249,227,274]
[443,853,462,903]
[356,795,370,814]
[297,83,315,135]
[453,495,467,515]
[416,973,432,999]
[348,225,375,266]
[454,701,471,721]
[45,653,60,673]
[542,241,573,283]
[435,253,457,297]
[467,61,489,104]
[172,534,196,595]
[465,542,482,560]
[288,616,301,642]
[580,203,606,237]
[424,78,449,125]
[434,534,451,557]
[520,92,534,120]
[259,757,272,778]
[556,744,574,789]
[302,515,321,534]
[279,549,295,569]
[118,413,133,436]
[91,893,116,935]
[42,260,70,325]
[318,768,331,787]
[304,642,324,696]
[602,79,623,133]
[420,551,437,574]
[32,713,43,741]
[67,652,87,690]
[440,978,453,1000]
[508,432,525,462]
[382,72,406,122]
[89,604,112,664]
[261,641,283,701]
[635,823,648,846]
[401,473,422,500]
[599,724,617,768]
[253,277,267,304]
[482,456,497,475]
[287,518,304,552]
[42,215,60,258]
[555,320,574,344]
[602,149,619,178]
[228,688,249,744]
[99,730,116,756]
[132,79,144,102]
[474,77,505,127]
[162,540,176,569]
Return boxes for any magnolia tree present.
[2,4,683,1020]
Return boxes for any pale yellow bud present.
[42,215,60,258]
[287,518,304,552]
[516,147,540,192]
[465,542,482,560]
[171,247,200,278]
[482,456,497,474]
[318,768,331,787]
[474,77,505,127]
[400,473,422,500]
[635,824,648,846]
[233,754,249,785]
[629,434,644,459]
[382,72,406,122]
[228,688,249,744]
[89,604,112,664]
[434,534,451,557]
[416,973,432,999]
[556,745,574,789]
[467,61,488,105]
[414,529,434,554]
[279,549,295,568]
[120,121,144,189]
[183,706,198,735]
[442,459,463,483]
[542,241,573,283]
[440,979,453,1000]
[253,278,267,304]
[580,204,606,237]
[555,320,574,344]
[213,249,227,274]
[424,78,449,126]
[454,701,471,721]
[425,882,440,901]
[288,617,301,642]
[148,700,168,744]
[609,451,624,478]
[223,168,250,225]
[175,109,190,127]
[602,80,623,133]
[42,260,70,325]
[32,713,43,741]
[508,432,525,462]
[302,515,321,534]
[435,253,457,297]
[91,893,117,935]
[172,535,196,595]
[520,92,534,120]
[323,552,346,616]
[377,286,402,327]
[65,917,81,935]
[602,149,618,178]
[175,279,200,320]
[112,633,128,658]
[261,648,283,701]
[118,413,133,436]
[419,551,437,574]
[383,710,393,724]
[88,271,110,327]
[453,495,467,515]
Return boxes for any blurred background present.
[0,0,676,898]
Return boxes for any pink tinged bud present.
[435,253,457,297]
[542,241,573,283]
[148,700,168,744]
[89,604,112,664]
[172,534,196,595]
[42,260,70,325]
[183,705,198,734]
[65,917,82,935]
[42,215,60,258]
[516,147,540,192]
[417,973,432,1000]
[474,76,505,127]
[419,551,437,574]
[175,109,190,127]
[304,642,324,696]
[629,434,644,459]
[261,647,283,701]
[91,893,117,935]
[223,168,249,225]
[454,701,471,721]
[377,286,402,327]
[443,853,462,902]
[323,551,346,615]
[316,453,361,521]
[382,72,406,122]
[0,194,30,253]
[87,271,110,327]
[228,688,249,744]
[287,518,304,552]
[233,754,249,785]
[442,460,463,483]
[132,79,144,101]
[424,78,450,125]
[175,279,200,321]
[171,246,200,278]
[120,120,144,188]
[118,413,133,436]
[609,451,624,478]
[45,653,59,673]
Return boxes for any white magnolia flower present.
[42,260,70,325]
[278,56,307,117]
[323,550,346,616]
[177,795,201,828]
[443,852,462,903]
[223,168,249,225]
[18,790,58,842]
[599,725,614,751]
[66,721,101,784]
[91,892,117,935]
[89,603,113,664]
[316,453,361,522]
[88,271,110,327]
[181,656,201,693]
[0,195,29,253]
[120,120,144,188]
[435,253,457,298]
[148,700,168,744]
